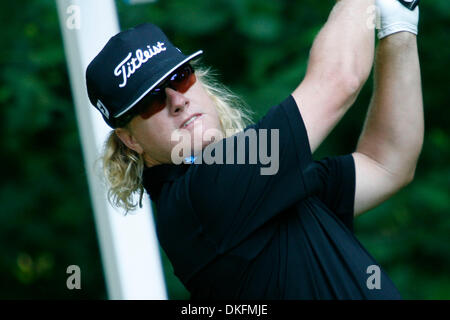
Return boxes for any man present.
[86,0,423,299]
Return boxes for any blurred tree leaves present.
[0,0,448,300]
[0,0,105,299]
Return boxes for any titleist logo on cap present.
[114,41,167,88]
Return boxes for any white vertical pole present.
[56,0,167,300]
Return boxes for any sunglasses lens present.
[175,72,196,93]
[170,66,196,93]
[137,64,196,119]
[138,89,166,119]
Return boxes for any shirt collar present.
[142,162,191,201]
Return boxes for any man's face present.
[118,78,223,166]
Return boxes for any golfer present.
[86,0,423,299]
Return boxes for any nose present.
[165,87,189,115]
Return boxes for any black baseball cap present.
[86,23,203,128]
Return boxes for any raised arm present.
[293,0,375,153]
[352,0,424,216]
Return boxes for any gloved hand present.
[376,0,420,39]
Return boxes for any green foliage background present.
[0,0,448,299]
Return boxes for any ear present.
[114,128,144,154]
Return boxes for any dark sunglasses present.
[115,63,196,127]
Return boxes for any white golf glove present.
[376,0,420,39]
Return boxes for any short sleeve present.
[185,95,314,251]
[312,154,356,231]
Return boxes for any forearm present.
[306,0,375,92]
[356,32,424,181]
[292,0,375,153]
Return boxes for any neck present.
[143,153,164,168]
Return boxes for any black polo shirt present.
[143,95,402,299]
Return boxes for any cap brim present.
[114,50,204,118]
